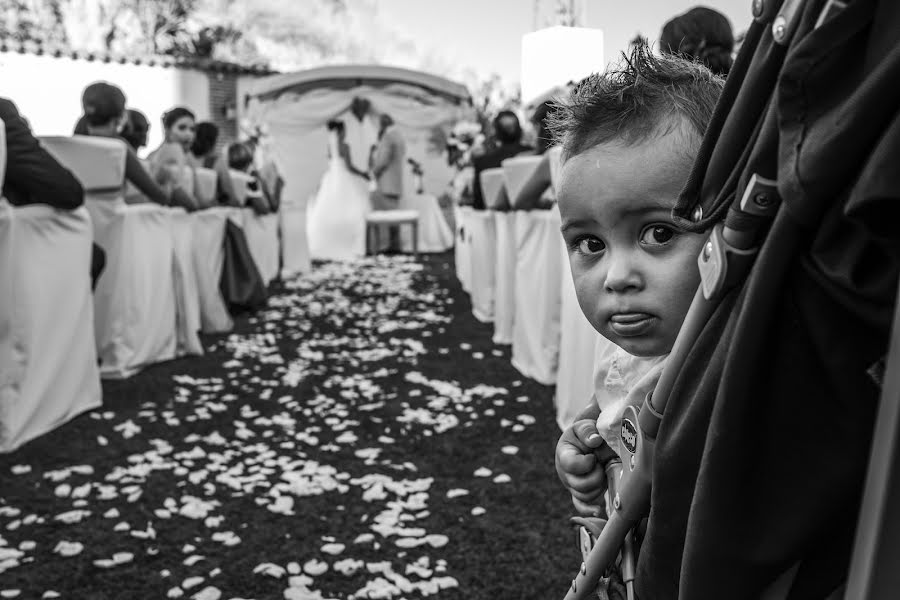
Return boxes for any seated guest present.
[79,82,195,211]
[188,121,240,206]
[660,6,735,76]
[0,97,104,287]
[471,110,533,210]
[121,109,150,152]
[227,142,277,215]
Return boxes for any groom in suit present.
[369,113,407,250]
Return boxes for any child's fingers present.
[556,442,597,476]
[566,468,607,496]
[572,419,604,448]
[572,497,604,518]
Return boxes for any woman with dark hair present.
[121,109,150,151]
[188,121,241,206]
[660,6,734,76]
[146,106,199,209]
[306,118,372,260]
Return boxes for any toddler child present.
[551,43,724,517]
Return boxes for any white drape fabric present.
[279,202,311,279]
[492,211,517,345]
[87,199,177,379]
[241,209,280,285]
[510,208,564,385]
[169,208,203,357]
[555,237,600,429]
[41,136,177,379]
[480,168,510,210]
[502,155,550,210]
[455,206,472,293]
[398,193,454,253]
[192,208,233,334]
[0,201,102,452]
[467,210,497,323]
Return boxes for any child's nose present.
[603,253,642,293]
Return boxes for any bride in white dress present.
[307,120,373,260]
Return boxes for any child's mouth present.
[609,313,656,337]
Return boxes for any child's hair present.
[227,142,255,171]
[191,122,219,157]
[547,42,724,163]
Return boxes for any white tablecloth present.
[511,207,564,385]
[280,200,311,279]
[492,211,517,345]
[398,193,454,253]
[0,202,102,452]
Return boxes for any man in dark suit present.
[0,97,104,286]
[471,110,533,210]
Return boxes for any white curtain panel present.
[492,211,517,345]
[0,202,102,452]
[455,206,472,293]
[280,202,312,279]
[467,210,497,323]
[555,236,600,429]
[192,208,234,334]
[511,208,564,385]
[241,208,280,286]
[169,208,204,357]
[398,192,454,253]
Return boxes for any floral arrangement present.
[445,120,486,170]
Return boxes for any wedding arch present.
[243,64,473,211]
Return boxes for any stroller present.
[565,0,900,598]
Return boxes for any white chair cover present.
[480,168,510,211]
[511,207,564,385]
[169,208,203,357]
[241,208,280,285]
[398,193,454,253]
[467,210,496,323]
[194,167,218,208]
[191,207,234,334]
[229,169,252,205]
[455,206,473,293]
[279,200,311,279]
[502,155,551,210]
[555,237,600,429]
[492,211,517,345]
[0,201,102,452]
[41,136,178,379]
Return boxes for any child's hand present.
[556,402,616,516]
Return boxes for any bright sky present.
[375,0,751,84]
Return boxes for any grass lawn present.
[0,252,578,599]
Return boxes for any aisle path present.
[0,254,574,599]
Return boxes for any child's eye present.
[639,225,675,246]
[572,236,605,255]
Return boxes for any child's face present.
[557,130,705,357]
